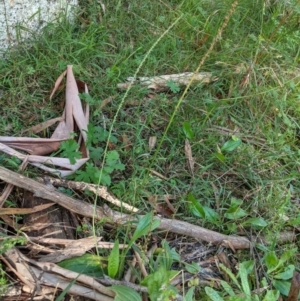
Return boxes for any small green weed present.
[57,124,125,186]
[0,236,26,255]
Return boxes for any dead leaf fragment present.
[24,117,64,134]
[184,139,194,176]
[149,136,157,150]
[0,203,54,215]
[286,271,300,301]
[0,65,90,177]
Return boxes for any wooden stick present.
[0,166,251,249]
[38,176,139,213]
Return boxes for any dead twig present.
[38,176,139,213]
[4,248,115,301]
[0,166,251,249]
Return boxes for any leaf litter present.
[0,66,298,301]
[0,65,89,177]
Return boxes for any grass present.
[1,0,300,300]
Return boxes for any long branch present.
[0,166,251,249]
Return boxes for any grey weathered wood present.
[0,166,253,249]
[0,166,104,219]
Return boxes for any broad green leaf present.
[265,251,278,272]
[131,213,161,243]
[242,217,268,228]
[188,193,205,218]
[219,264,241,290]
[221,138,242,152]
[241,260,254,274]
[239,262,250,299]
[167,80,180,93]
[158,240,175,270]
[274,265,295,280]
[104,166,115,173]
[289,214,300,226]
[224,207,247,220]
[227,296,245,301]
[230,197,242,206]
[185,262,201,274]
[107,150,119,162]
[113,163,125,170]
[184,286,195,301]
[57,254,105,277]
[205,287,225,301]
[108,239,119,279]
[119,214,160,279]
[272,280,291,297]
[75,162,98,183]
[278,248,297,267]
[142,267,178,301]
[60,140,81,164]
[220,281,235,296]
[262,289,280,301]
[110,285,142,301]
[252,295,260,301]
[87,124,113,145]
[89,146,103,161]
[95,170,111,186]
[225,198,247,220]
[183,121,194,140]
[266,248,297,274]
[226,222,237,232]
[215,152,226,162]
[187,193,220,223]
[203,206,220,224]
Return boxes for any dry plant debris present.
[117,72,217,91]
[0,65,89,179]
[0,63,298,299]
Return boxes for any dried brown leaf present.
[23,117,64,134]
[0,203,54,215]
[163,195,175,214]
[185,138,194,175]
[121,133,131,151]
[49,70,67,100]
[100,96,113,109]
[0,65,90,177]
[287,271,300,301]
[147,194,174,217]
[149,136,157,150]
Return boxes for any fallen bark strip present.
[28,236,128,263]
[29,236,128,249]
[117,72,217,91]
[37,176,139,213]
[4,248,114,301]
[0,203,54,215]
[0,166,253,249]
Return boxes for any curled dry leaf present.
[0,65,90,177]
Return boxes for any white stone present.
[0,0,77,50]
